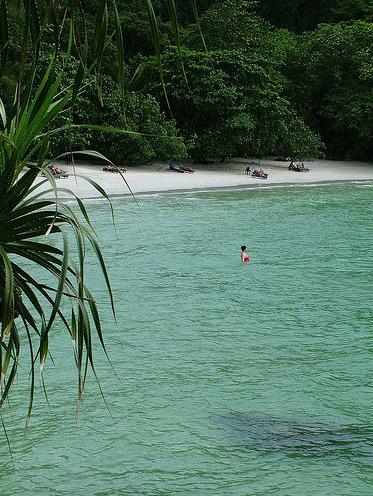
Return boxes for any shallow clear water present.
[1,184,373,495]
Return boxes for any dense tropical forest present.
[1,0,372,161]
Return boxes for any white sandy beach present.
[36,158,373,200]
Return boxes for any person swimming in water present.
[241,245,251,263]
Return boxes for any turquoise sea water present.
[1,183,373,495]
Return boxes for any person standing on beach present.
[241,245,251,263]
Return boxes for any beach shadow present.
[214,412,373,458]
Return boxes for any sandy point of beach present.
[34,158,373,200]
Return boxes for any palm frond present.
[0,0,127,421]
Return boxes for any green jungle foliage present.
[258,0,373,33]
[1,0,372,161]
[284,21,373,159]
[135,47,322,159]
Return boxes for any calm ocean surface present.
[1,184,373,495]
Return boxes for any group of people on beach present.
[288,161,310,172]
[245,159,311,178]
[245,166,268,178]
[45,164,68,177]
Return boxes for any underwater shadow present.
[214,412,373,458]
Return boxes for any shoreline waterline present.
[52,177,373,202]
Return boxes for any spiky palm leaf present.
[0,164,115,417]
[0,0,125,420]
